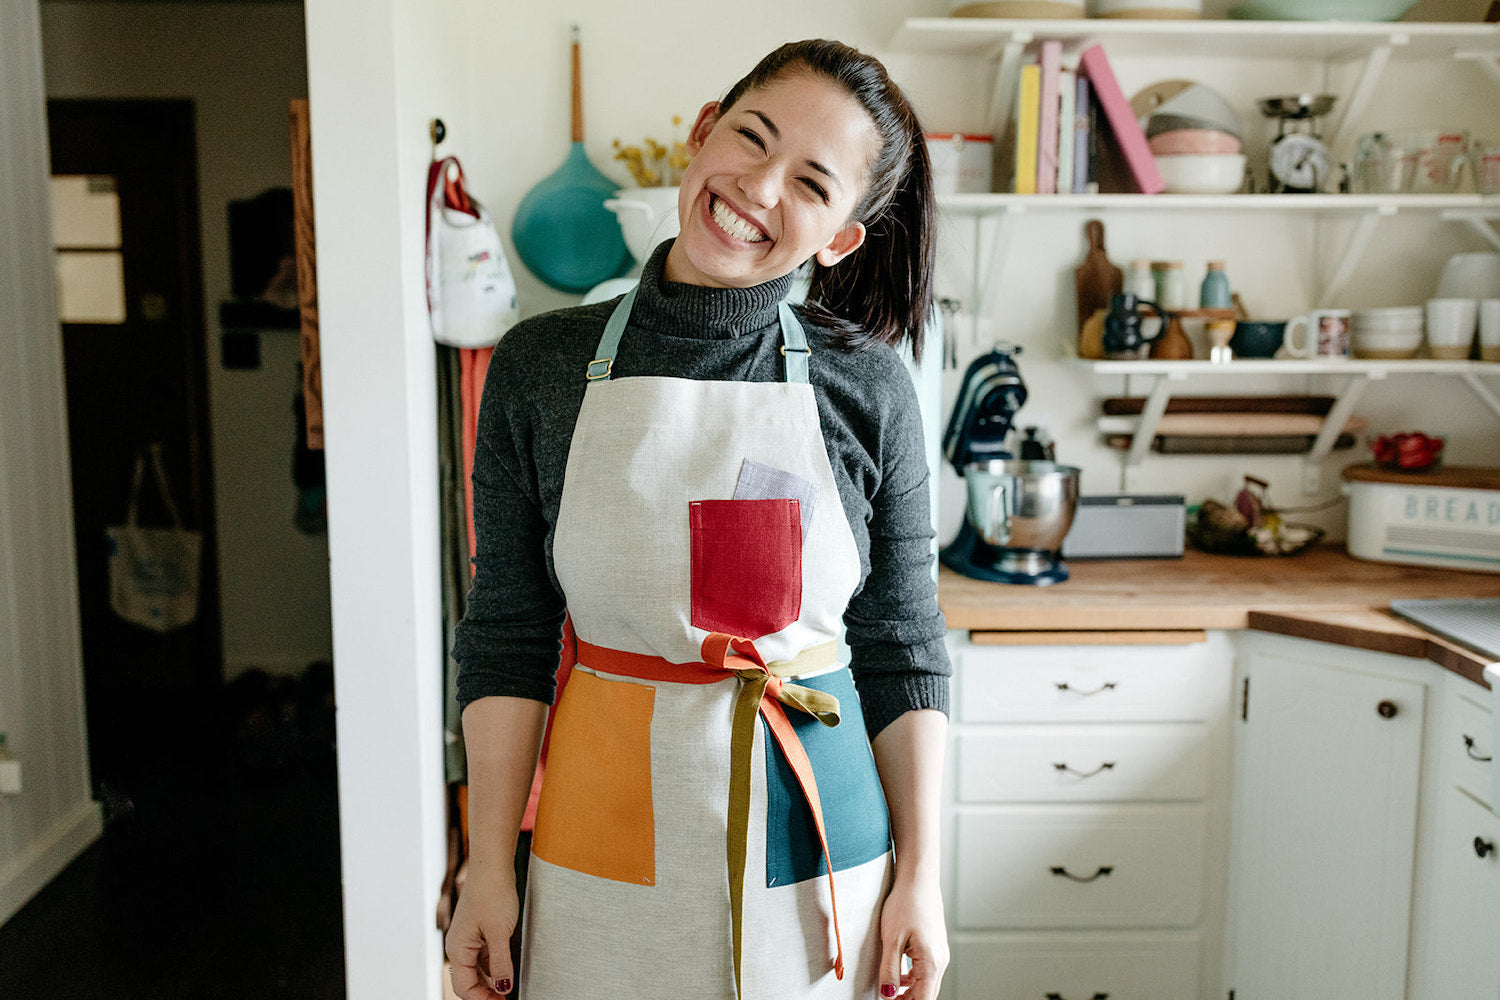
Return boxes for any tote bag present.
[106,447,202,633]
[426,155,520,348]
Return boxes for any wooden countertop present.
[939,545,1500,687]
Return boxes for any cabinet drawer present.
[957,645,1218,723]
[1417,789,1500,1000]
[1447,687,1494,810]
[957,724,1209,803]
[952,932,1199,1000]
[955,804,1205,930]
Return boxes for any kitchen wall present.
[0,0,100,928]
[40,1,329,680]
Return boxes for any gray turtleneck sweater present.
[453,243,949,739]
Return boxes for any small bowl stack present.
[1351,307,1423,359]
[1138,82,1246,194]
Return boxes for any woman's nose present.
[737,162,780,207]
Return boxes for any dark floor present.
[0,680,346,999]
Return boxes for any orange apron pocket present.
[689,498,802,639]
[531,669,656,885]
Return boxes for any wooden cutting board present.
[1101,413,1368,436]
[1342,462,1500,491]
[1075,219,1123,334]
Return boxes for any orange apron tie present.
[574,635,847,990]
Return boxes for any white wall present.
[0,0,102,927]
[40,2,330,680]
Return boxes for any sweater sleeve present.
[842,360,952,740]
[452,344,569,710]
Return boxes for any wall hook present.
[429,118,446,147]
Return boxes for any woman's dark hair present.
[720,39,936,362]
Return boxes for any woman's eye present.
[737,127,765,150]
[801,178,829,202]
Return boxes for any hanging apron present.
[523,288,894,999]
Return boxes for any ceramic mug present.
[1282,308,1352,359]
[1229,317,1308,359]
[1425,297,1478,359]
[1478,298,1500,361]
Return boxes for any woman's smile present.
[708,194,767,244]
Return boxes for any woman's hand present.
[877,873,949,999]
[445,862,519,998]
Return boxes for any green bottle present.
[1200,260,1231,309]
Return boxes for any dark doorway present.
[47,99,223,784]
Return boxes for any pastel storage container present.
[1342,463,1500,574]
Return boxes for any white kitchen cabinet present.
[943,634,1234,1000]
[1409,671,1500,1000]
[1225,633,1429,1000]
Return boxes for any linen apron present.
[524,288,894,1000]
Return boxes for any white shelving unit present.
[1077,358,1500,483]
[896,18,1500,317]
[896,17,1500,491]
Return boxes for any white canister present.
[926,134,995,196]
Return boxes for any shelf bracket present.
[1327,42,1394,153]
[1462,370,1500,423]
[1319,208,1390,309]
[1441,208,1500,254]
[1455,51,1500,91]
[1124,371,1188,470]
[984,36,1030,141]
[1301,371,1377,492]
[970,207,1021,345]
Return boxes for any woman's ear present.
[685,101,722,156]
[815,221,867,268]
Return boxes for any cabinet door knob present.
[1464,735,1493,763]
[1056,681,1117,697]
[1377,700,1398,719]
[1475,837,1495,859]
[1053,761,1117,779]
[1050,865,1113,883]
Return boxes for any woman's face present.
[664,72,878,289]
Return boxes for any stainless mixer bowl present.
[964,460,1081,551]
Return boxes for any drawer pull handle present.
[1463,735,1493,763]
[1050,865,1113,883]
[1053,761,1117,778]
[1476,837,1495,859]
[1045,994,1109,1000]
[1377,700,1398,719]
[1056,681,1117,697]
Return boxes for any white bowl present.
[1091,0,1202,16]
[1154,153,1246,194]
[1435,252,1500,300]
[603,186,681,265]
[1352,326,1422,359]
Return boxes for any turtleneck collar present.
[628,240,796,340]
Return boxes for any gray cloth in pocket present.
[733,458,818,539]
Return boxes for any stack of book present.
[1012,41,1164,196]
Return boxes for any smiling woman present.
[445,39,950,1000]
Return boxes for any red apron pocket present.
[689,498,802,639]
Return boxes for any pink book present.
[1035,40,1062,195]
[1078,44,1164,196]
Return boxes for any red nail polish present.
[497,979,512,994]
[881,986,897,998]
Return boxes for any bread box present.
[1342,463,1500,573]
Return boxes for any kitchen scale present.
[1260,94,1337,194]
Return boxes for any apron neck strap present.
[586,285,810,385]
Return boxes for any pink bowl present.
[1148,129,1243,156]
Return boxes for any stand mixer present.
[939,345,1081,586]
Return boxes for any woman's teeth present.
[711,196,766,243]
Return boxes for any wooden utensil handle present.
[571,26,583,143]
